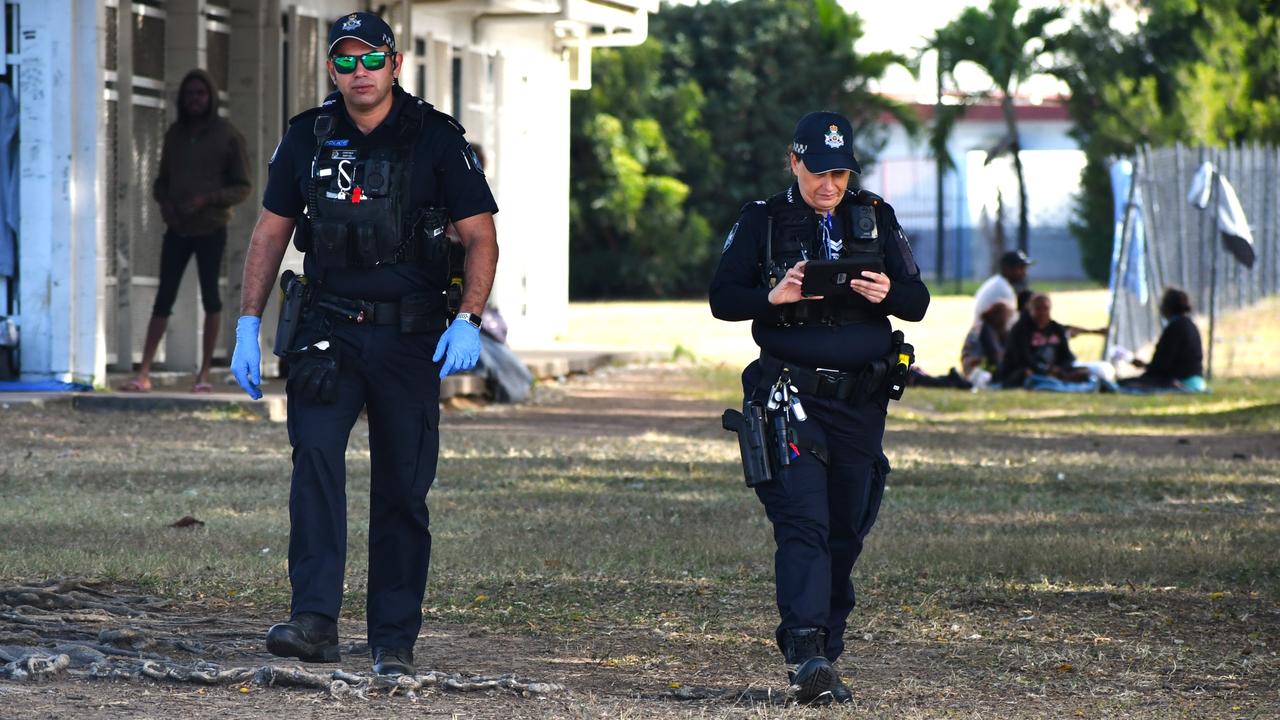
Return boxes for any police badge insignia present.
[824,124,844,149]
[342,14,361,31]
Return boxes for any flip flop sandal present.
[117,379,152,393]
[191,382,214,394]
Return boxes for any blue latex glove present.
[229,315,263,399]
[432,318,481,379]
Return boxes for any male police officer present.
[228,12,498,677]
[711,112,929,703]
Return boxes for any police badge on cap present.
[327,11,396,55]
[791,111,860,175]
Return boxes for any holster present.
[273,270,309,358]
[885,330,915,401]
[722,400,773,487]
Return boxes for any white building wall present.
[10,0,645,380]
[17,0,106,384]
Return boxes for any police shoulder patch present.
[722,222,740,253]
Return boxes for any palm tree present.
[926,0,1064,255]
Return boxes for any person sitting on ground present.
[998,293,1091,387]
[962,298,1013,383]
[1120,287,1205,391]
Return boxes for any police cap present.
[791,111,861,175]
[327,12,395,55]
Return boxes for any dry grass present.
[1,361,1277,717]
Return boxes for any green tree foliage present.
[1051,0,1280,283]
[569,0,912,298]
[927,0,1064,255]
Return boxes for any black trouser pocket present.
[287,345,341,404]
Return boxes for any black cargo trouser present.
[286,320,443,650]
[743,360,889,663]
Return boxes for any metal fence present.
[1109,144,1280,376]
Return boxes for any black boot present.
[372,646,415,676]
[780,628,836,705]
[265,612,340,663]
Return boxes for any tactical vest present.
[292,96,449,271]
[761,186,888,326]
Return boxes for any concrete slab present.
[1,347,665,420]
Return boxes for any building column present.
[18,0,107,384]
[226,0,284,375]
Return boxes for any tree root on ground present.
[0,649,565,699]
[0,580,567,700]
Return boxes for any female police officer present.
[710,111,929,704]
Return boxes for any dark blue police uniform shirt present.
[263,86,498,301]
[709,186,929,371]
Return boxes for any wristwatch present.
[455,312,483,329]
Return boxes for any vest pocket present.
[312,221,350,269]
[352,222,380,266]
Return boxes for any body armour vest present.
[762,186,888,326]
[294,98,448,271]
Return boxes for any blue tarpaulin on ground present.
[0,380,92,392]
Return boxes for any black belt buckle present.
[815,369,844,399]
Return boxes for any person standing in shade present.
[711,111,929,704]
[228,12,498,677]
[119,69,251,393]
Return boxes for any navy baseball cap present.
[791,111,861,175]
[327,12,395,55]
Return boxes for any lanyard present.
[820,212,842,259]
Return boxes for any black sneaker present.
[265,612,340,663]
[780,627,836,705]
[787,657,836,705]
[372,646,415,676]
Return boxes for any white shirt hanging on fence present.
[1187,161,1256,269]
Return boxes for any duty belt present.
[310,288,452,330]
[758,351,888,405]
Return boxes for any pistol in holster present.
[273,270,309,358]
[722,400,774,487]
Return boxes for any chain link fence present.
[1108,144,1279,376]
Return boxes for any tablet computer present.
[800,257,885,297]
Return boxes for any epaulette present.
[739,199,766,214]
[852,188,884,205]
[421,101,466,135]
[287,93,340,126]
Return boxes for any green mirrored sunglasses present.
[331,51,393,74]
